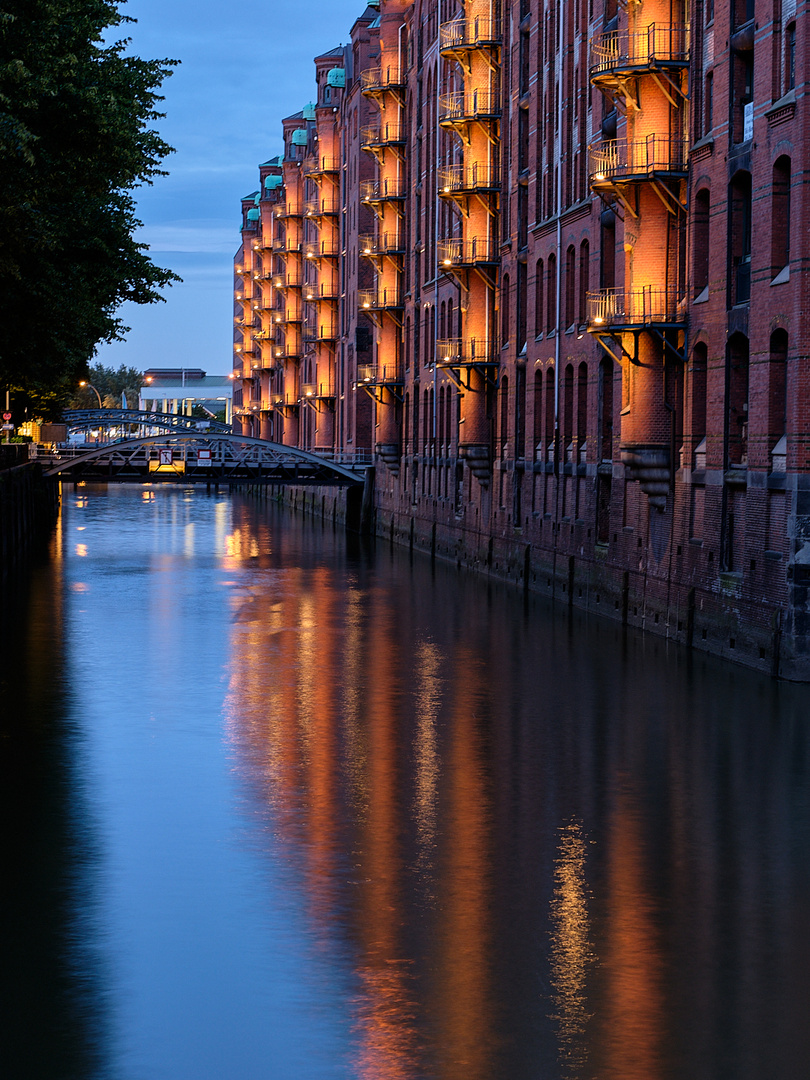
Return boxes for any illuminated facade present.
[234,0,810,678]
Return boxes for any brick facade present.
[234,0,810,679]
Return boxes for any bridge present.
[62,408,232,435]
[42,433,366,485]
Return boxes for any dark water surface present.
[2,484,809,1080]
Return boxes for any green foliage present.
[0,0,179,419]
[67,361,143,408]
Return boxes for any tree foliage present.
[0,0,179,418]
[68,361,142,408]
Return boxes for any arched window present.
[689,343,708,467]
[547,253,557,332]
[533,369,543,458]
[565,245,576,328]
[694,188,710,296]
[502,273,511,345]
[534,258,544,335]
[577,362,588,456]
[727,333,749,466]
[563,364,574,456]
[545,366,555,457]
[729,172,752,304]
[772,156,791,276]
[438,386,445,450]
[500,374,510,453]
[578,240,589,325]
[599,356,614,461]
[440,301,446,341]
[769,329,788,444]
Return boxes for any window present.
[534,258,544,335]
[694,188,710,296]
[768,330,788,444]
[547,254,557,332]
[787,23,796,90]
[565,245,576,328]
[729,172,752,305]
[578,240,589,325]
[727,333,750,466]
[705,71,714,132]
[502,273,511,345]
[772,156,791,274]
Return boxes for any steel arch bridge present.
[62,408,232,435]
[43,433,366,485]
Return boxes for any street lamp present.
[79,381,103,408]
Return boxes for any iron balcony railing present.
[304,196,341,217]
[590,24,690,79]
[304,238,340,259]
[303,280,340,301]
[360,121,407,149]
[589,135,688,185]
[436,338,498,365]
[361,65,405,93]
[303,156,340,175]
[356,362,403,384]
[438,236,499,267]
[438,162,500,194]
[271,273,303,289]
[273,202,302,219]
[586,286,685,327]
[359,232,406,257]
[439,89,501,123]
[360,177,408,202]
[303,321,339,342]
[273,342,303,359]
[271,236,302,253]
[359,286,403,310]
[301,380,336,399]
[440,15,502,53]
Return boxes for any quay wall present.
[0,447,60,579]
[253,471,807,682]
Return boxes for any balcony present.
[360,65,405,97]
[304,238,340,260]
[304,156,340,176]
[301,380,336,400]
[304,196,340,217]
[589,136,688,188]
[359,286,403,311]
[360,177,408,203]
[272,236,302,254]
[360,122,406,151]
[303,280,340,301]
[436,338,498,366]
[590,24,690,83]
[303,321,339,342]
[440,15,501,56]
[273,341,303,359]
[356,362,403,386]
[438,236,498,268]
[586,286,686,329]
[272,394,299,410]
[439,89,501,127]
[438,162,500,195]
[273,202,302,220]
[359,232,406,257]
[271,273,303,289]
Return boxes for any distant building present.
[234,0,810,679]
[139,368,233,424]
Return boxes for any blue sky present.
[97,0,365,376]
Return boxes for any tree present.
[68,361,143,408]
[0,0,179,419]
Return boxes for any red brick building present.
[235,0,810,679]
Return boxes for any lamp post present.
[79,381,103,408]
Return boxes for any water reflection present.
[549,820,593,1077]
[3,486,810,1080]
[222,497,810,1080]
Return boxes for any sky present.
[96,0,366,377]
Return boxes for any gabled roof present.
[241,191,260,201]
[315,45,344,61]
[260,156,281,166]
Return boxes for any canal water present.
[1,484,809,1080]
